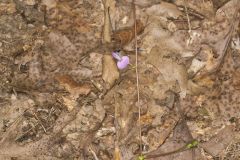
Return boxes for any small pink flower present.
[112,52,122,61]
[112,51,130,70]
[117,56,129,70]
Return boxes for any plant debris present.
[0,0,240,159]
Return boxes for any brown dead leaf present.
[138,113,154,125]
[55,75,91,99]
[75,17,92,33]
[175,0,215,18]
[102,55,119,89]
[102,0,115,43]
[146,111,180,151]
[112,20,145,47]
[201,125,236,156]
[148,46,188,98]
[146,2,182,19]
[212,0,232,10]
[188,75,215,95]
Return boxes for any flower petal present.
[117,56,129,69]
[112,52,122,61]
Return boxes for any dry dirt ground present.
[0,0,240,160]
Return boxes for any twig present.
[0,110,27,144]
[144,140,199,159]
[33,113,47,133]
[184,4,191,34]
[133,0,142,156]
[88,147,100,160]
[15,123,40,142]
[47,106,54,121]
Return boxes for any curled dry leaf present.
[55,75,91,99]
[102,54,120,89]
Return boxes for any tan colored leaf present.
[102,55,119,89]
[147,46,188,97]
[55,75,91,99]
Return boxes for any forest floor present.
[0,0,240,160]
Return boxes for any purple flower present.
[112,51,129,70]
[117,56,129,70]
[112,51,122,61]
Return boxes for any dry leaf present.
[102,55,119,89]
[201,125,235,156]
[112,20,145,47]
[148,46,188,98]
[114,146,121,160]
[55,75,91,99]
[102,0,115,43]
[146,2,182,19]
[146,111,180,151]
[138,113,153,125]
[212,0,232,10]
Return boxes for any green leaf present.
[138,155,145,160]
[186,140,199,149]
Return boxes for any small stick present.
[15,123,40,141]
[33,113,47,133]
[88,147,100,160]
[184,0,192,34]
[133,0,142,156]
[47,106,54,121]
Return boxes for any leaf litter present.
[0,0,240,159]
